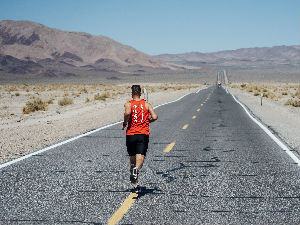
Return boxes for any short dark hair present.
[131,85,141,96]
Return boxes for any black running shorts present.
[126,134,149,156]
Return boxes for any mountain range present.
[155,46,300,67]
[0,20,182,78]
[0,20,299,80]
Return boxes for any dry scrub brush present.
[23,98,48,114]
[58,97,74,106]
[94,92,110,101]
[285,99,300,107]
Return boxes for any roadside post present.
[144,88,148,102]
[261,93,263,106]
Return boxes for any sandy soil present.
[228,83,300,154]
[0,83,203,163]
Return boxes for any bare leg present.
[129,156,136,170]
[135,154,145,169]
[131,154,145,185]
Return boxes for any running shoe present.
[130,164,135,183]
[133,185,140,194]
[130,166,139,183]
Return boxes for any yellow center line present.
[108,192,138,225]
[197,108,200,112]
[182,124,189,130]
[192,115,196,119]
[164,142,176,152]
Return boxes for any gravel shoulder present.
[0,86,203,164]
[228,87,300,154]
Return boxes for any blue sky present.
[0,0,299,55]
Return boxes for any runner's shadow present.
[133,186,163,199]
[107,187,163,198]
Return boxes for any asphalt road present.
[1,86,299,225]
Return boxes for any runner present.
[121,85,158,193]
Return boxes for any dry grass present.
[58,97,73,106]
[0,106,8,110]
[47,98,54,104]
[0,83,201,117]
[285,99,300,107]
[94,92,110,101]
[231,83,300,107]
[23,98,48,114]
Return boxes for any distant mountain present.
[0,20,181,77]
[155,46,300,67]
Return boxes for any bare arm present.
[121,102,131,130]
[146,102,158,123]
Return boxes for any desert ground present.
[0,82,203,163]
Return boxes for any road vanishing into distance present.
[1,86,299,225]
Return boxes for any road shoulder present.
[228,87,300,154]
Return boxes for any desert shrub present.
[7,86,17,92]
[263,92,275,99]
[47,98,54,104]
[262,89,268,92]
[254,93,260,96]
[0,106,8,110]
[81,88,88,93]
[94,92,110,101]
[292,91,299,98]
[172,86,183,90]
[15,92,20,96]
[282,92,288,95]
[23,98,48,114]
[58,97,73,106]
[240,84,247,88]
[284,99,300,107]
[85,98,90,103]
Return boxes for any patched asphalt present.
[1,86,299,225]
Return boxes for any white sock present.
[133,183,139,188]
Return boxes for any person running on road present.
[121,85,158,193]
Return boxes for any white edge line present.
[153,92,190,109]
[229,90,300,166]
[0,121,122,169]
[1,88,206,169]
[196,86,208,94]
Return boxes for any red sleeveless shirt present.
[126,99,150,135]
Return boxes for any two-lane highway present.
[1,86,299,225]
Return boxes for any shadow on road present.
[134,186,163,199]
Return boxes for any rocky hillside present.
[0,20,178,76]
[155,46,300,67]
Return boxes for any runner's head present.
[131,85,141,97]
